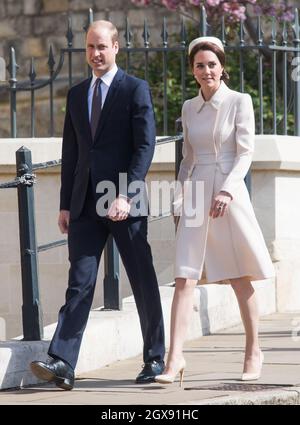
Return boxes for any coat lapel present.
[78,77,93,146]
[93,68,125,143]
[196,81,232,149]
[211,82,232,147]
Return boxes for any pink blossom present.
[231,6,246,21]
[282,11,295,22]
[130,0,294,23]
[206,0,221,6]
[131,0,151,5]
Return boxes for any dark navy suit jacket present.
[60,68,156,220]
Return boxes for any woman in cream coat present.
[156,36,275,386]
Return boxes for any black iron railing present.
[1,6,300,138]
[0,147,43,340]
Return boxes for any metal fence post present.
[103,236,121,310]
[293,8,300,136]
[8,47,17,138]
[175,118,183,179]
[199,5,208,36]
[16,147,43,340]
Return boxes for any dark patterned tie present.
[90,78,102,140]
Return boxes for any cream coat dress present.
[174,81,275,283]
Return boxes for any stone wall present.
[0,0,178,68]
[0,0,180,137]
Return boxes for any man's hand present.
[58,210,70,234]
[107,196,131,221]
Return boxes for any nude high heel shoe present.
[241,351,264,381]
[155,358,186,387]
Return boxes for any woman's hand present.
[209,191,232,219]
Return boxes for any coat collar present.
[90,64,118,90]
[197,80,230,113]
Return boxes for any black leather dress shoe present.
[135,360,165,384]
[30,358,74,390]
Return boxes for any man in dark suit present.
[30,20,165,390]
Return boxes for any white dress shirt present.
[88,64,118,122]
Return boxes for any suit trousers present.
[48,187,165,369]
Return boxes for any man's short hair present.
[87,20,118,43]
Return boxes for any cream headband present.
[188,36,224,55]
